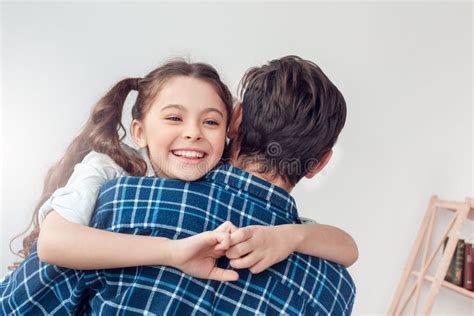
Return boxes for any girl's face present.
[133,76,228,181]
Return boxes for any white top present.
[38,144,155,227]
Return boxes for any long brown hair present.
[9,59,233,269]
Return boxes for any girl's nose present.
[184,134,202,141]
[183,124,202,141]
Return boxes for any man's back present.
[87,164,355,314]
[0,164,355,315]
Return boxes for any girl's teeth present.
[173,150,205,158]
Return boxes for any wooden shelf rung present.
[411,271,474,299]
[436,200,465,210]
[435,199,474,220]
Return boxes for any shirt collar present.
[204,163,299,222]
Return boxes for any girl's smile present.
[171,149,207,163]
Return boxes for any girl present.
[11,59,357,282]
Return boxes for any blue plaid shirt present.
[1,164,356,315]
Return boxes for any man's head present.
[229,55,346,189]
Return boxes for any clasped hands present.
[171,221,296,282]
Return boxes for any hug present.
[1,56,357,315]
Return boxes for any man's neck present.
[247,168,294,192]
[229,157,294,193]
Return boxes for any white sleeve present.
[38,151,126,227]
[299,216,318,224]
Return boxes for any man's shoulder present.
[97,176,218,203]
[101,175,213,190]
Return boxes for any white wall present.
[1,2,472,314]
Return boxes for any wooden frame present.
[388,195,474,315]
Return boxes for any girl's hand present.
[225,225,298,274]
[171,221,239,281]
[213,220,238,235]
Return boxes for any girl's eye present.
[166,116,182,122]
[204,120,219,126]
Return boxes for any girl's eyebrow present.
[202,108,224,119]
[160,104,186,112]
[161,104,224,119]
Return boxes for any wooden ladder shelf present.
[388,195,474,315]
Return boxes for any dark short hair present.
[235,55,346,186]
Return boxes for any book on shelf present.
[444,238,465,286]
[443,237,474,291]
[452,239,465,286]
[463,242,473,291]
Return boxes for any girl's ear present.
[131,119,147,148]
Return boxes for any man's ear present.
[228,103,243,139]
[305,149,333,179]
[131,119,147,148]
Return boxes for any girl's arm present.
[225,223,358,274]
[290,223,358,267]
[38,212,239,281]
[38,211,175,269]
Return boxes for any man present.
[1,56,355,314]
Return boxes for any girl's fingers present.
[225,241,253,259]
[213,231,231,250]
[229,251,261,270]
[207,266,239,282]
[230,226,253,246]
[214,221,237,234]
[210,250,226,258]
[249,259,268,274]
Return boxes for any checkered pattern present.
[1,164,356,315]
